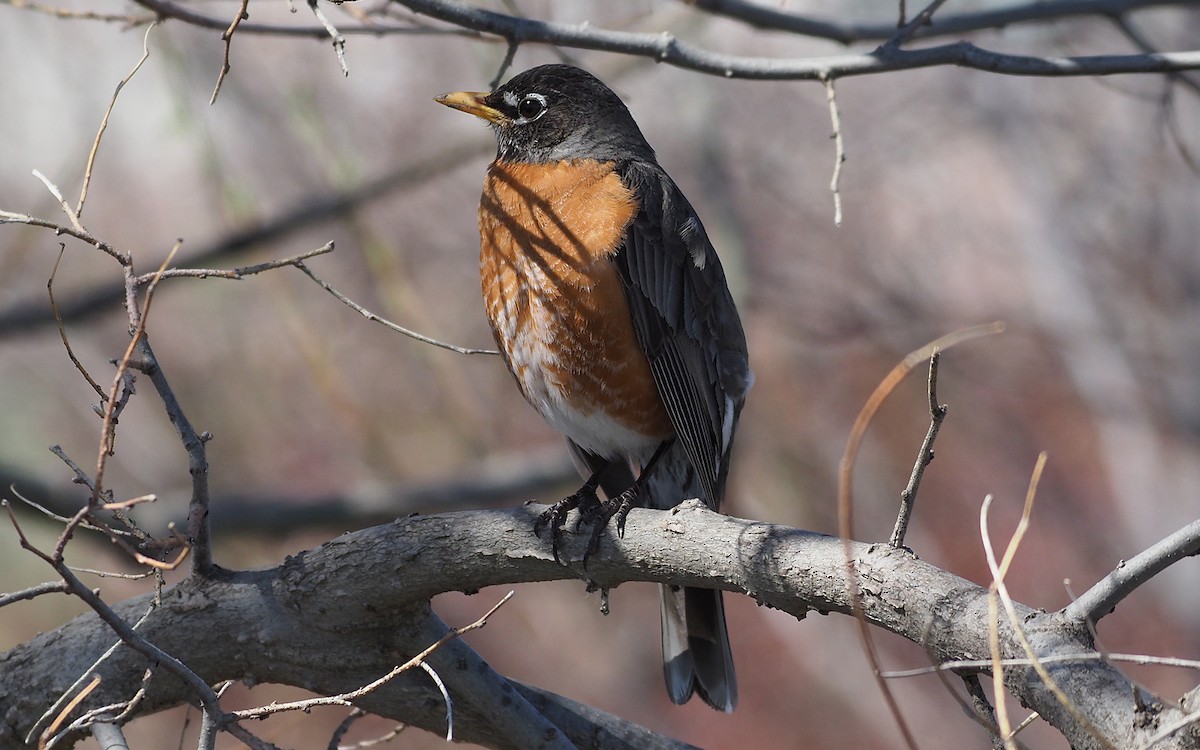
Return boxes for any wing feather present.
[612,161,751,510]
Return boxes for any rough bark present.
[1,503,1195,749]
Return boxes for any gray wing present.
[612,161,751,510]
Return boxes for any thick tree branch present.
[2,505,1196,749]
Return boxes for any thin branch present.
[131,241,335,285]
[48,245,107,401]
[890,351,947,548]
[394,0,1200,80]
[210,0,250,105]
[309,0,349,75]
[78,23,154,219]
[883,652,1200,678]
[0,579,70,607]
[490,37,520,89]
[884,0,950,49]
[294,261,498,356]
[1064,518,1200,624]
[327,708,366,750]
[1,0,154,24]
[820,73,845,227]
[0,210,124,263]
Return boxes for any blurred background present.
[2,1,1198,748]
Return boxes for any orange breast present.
[478,159,672,455]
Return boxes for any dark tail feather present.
[660,584,737,712]
[569,440,737,711]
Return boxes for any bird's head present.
[436,64,655,165]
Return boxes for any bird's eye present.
[517,94,547,121]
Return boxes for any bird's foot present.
[534,482,601,564]
[581,485,642,567]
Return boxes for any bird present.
[436,64,751,713]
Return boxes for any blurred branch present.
[1063,518,1200,624]
[0,0,153,25]
[2,505,1196,749]
[394,0,1200,80]
[1,449,576,536]
[0,143,489,341]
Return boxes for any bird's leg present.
[534,470,602,564]
[581,440,673,566]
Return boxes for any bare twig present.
[820,73,845,227]
[2,0,154,24]
[490,38,520,89]
[882,652,1200,678]
[327,708,366,750]
[210,0,250,105]
[48,246,107,401]
[78,23,154,219]
[1064,518,1200,624]
[337,723,407,749]
[884,0,950,49]
[890,351,947,548]
[0,579,70,607]
[294,261,499,356]
[309,0,349,75]
[131,241,334,285]
[0,210,124,262]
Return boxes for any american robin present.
[437,64,751,713]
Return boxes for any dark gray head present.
[437,64,656,164]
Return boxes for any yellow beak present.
[435,91,507,124]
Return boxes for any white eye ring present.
[516,93,548,123]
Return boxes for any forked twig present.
[211,0,250,105]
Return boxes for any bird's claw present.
[534,483,600,564]
[580,486,641,567]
